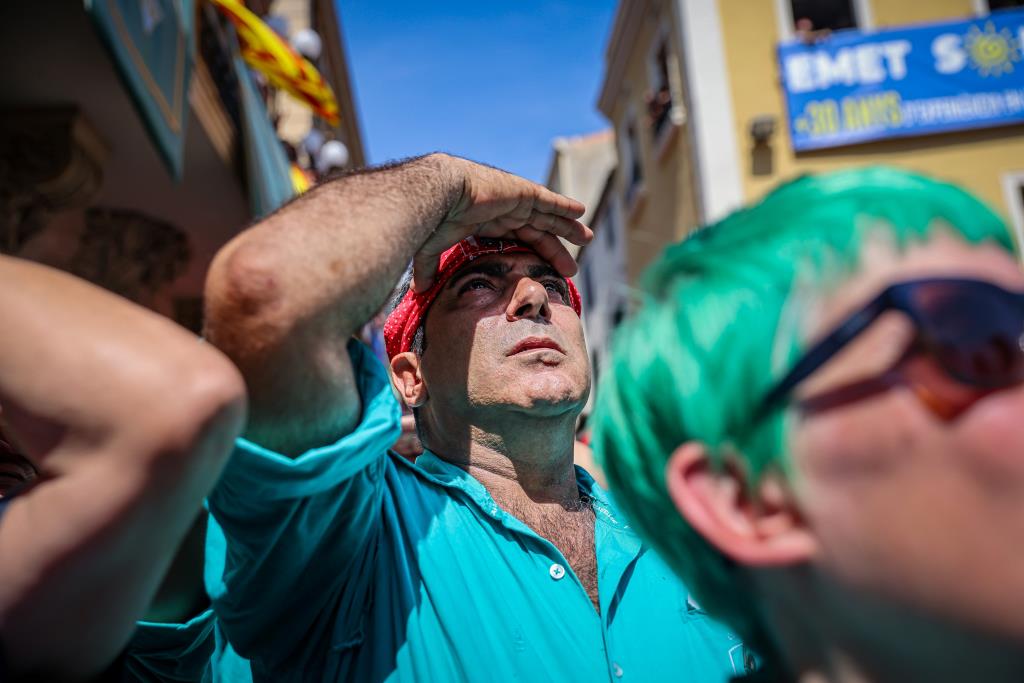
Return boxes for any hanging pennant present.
[209,0,340,126]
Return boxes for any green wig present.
[591,166,1014,658]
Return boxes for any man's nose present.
[506,277,551,322]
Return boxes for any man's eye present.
[543,280,568,300]
[460,278,494,293]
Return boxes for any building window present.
[987,0,1024,10]
[790,0,856,33]
[646,35,675,139]
[604,201,617,250]
[620,114,644,206]
[612,303,626,329]
[581,262,594,317]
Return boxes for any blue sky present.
[338,0,618,182]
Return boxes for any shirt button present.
[549,563,566,580]
[612,662,624,678]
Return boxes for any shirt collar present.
[413,449,646,621]
[413,450,631,531]
[413,451,503,518]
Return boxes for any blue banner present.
[778,9,1024,151]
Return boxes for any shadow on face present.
[393,252,591,455]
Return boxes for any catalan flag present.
[210,0,340,126]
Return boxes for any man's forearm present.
[0,256,246,678]
[0,256,241,468]
[206,153,460,351]
[203,154,462,454]
[204,153,588,455]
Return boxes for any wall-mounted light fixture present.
[749,115,777,146]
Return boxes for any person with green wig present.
[593,166,1024,682]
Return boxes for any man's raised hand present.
[411,155,593,293]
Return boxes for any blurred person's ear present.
[390,352,428,408]
[665,443,815,566]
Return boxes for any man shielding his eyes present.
[189,154,741,681]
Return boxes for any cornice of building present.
[597,0,650,118]
[314,0,367,167]
[564,129,615,148]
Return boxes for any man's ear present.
[665,442,816,567]
[390,352,428,408]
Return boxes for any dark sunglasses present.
[758,278,1024,421]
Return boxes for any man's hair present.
[591,167,1014,658]
[388,269,427,440]
[389,268,426,356]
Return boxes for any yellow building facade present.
[598,0,704,284]
[598,0,1024,283]
[724,0,1024,213]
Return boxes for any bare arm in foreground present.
[0,256,247,679]
[205,153,590,456]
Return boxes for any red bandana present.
[383,237,582,359]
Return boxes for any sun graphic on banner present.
[965,21,1021,76]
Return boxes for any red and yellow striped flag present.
[210,0,340,126]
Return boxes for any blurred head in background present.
[593,167,1024,682]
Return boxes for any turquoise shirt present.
[126,609,250,682]
[201,341,747,682]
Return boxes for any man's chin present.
[475,364,591,415]
[511,383,590,416]
[505,398,585,419]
